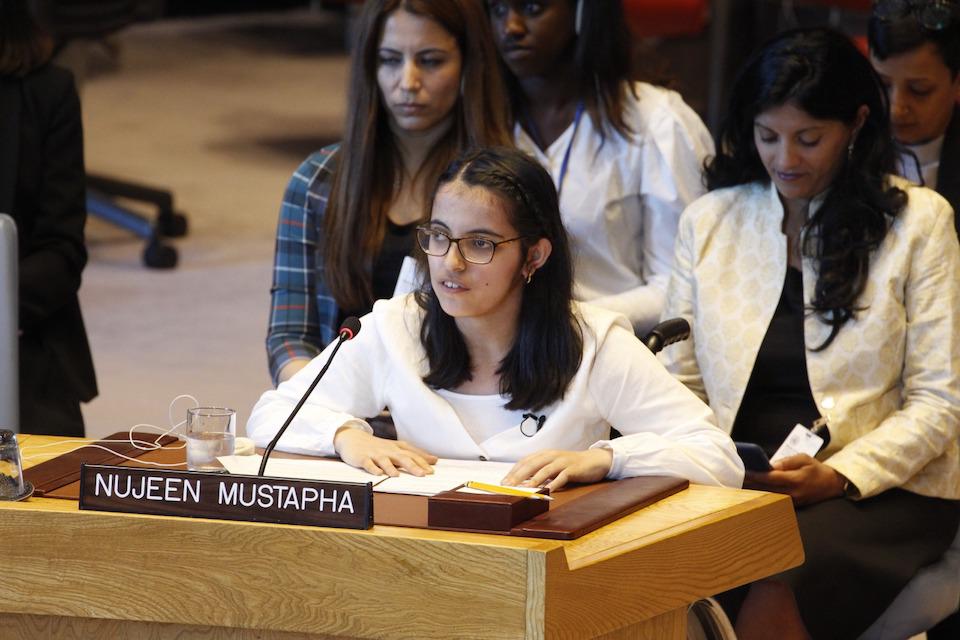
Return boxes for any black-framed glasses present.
[416,225,525,265]
[874,0,957,31]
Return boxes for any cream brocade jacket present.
[661,177,960,500]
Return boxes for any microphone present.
[257,317,362,476]
[642,318,690,354]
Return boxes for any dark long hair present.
[325,0,512,313]
[0,1,53,76]
[415,147,582,411]
[706,28,906,349]
[868,1,960,75]
[493,0,636,143]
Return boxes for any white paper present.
[771,424,825,462]
[218,455,523,497]
[218,454,385,485]
[374,459,518,496]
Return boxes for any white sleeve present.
[246,318,386,456]
[658,203,709,402]
[590,93,714,335]
[588,323,743,488]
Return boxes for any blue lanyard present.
[557,101,585,200]
[523,101,585,200]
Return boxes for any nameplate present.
[78,464,373,529]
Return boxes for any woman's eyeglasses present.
[416,225,525,265]
[874,0,957,31]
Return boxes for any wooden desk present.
[0,434,803,639]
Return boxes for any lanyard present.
[523,101,585,200]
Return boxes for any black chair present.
[86,174,186,269]
[642,317,691,355]
[36,0,187,269]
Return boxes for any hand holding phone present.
[735,442,772,472]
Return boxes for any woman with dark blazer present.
[869,0,960,234]
[0,2,97,436]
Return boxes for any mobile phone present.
[735,442,773,472]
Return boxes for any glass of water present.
[0,429,28,500]
[185,407,236,472]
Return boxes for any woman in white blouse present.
[660,28,960,640]
[248,147,742,492]
[486,0,714,335]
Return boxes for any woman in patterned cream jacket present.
[660,29,960,640]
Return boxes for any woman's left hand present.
[744,454,846,506]
[501,448,614,492]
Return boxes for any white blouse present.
[247,295,743,488]
[515,82,714,335]
[898,134,944,190]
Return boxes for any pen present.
[464,481,553,501]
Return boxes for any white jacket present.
[661,178,960,500]
[248,295,744,488]
[516,82,715,335]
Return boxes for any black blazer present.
[937,106,960,236]
[0,64,97,409]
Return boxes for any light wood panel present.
[1,506,538,639]
[3,436,803,639]
[594,610,686,640]
[538,492,802,638]
[0,613,344,640]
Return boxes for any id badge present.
[771,423,826,462]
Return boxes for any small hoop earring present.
[525,270,534,285]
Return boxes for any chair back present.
[0,214,17,433]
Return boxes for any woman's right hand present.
[333,427,438,477]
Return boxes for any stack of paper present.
[218,455,532,497]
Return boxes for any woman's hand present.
[744,454,846,506]
[501,448,614,493]
[333,427,438,477]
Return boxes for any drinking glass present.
[0,429,29,500]
[185,407,236,472]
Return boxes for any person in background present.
[660,28,960,639]
[869,0,960,232]
[0,0,97,437]
[267,0,511,385]
[870,5,960,636]
[486,0,714,336]
[249,147,743,491]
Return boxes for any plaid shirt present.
[266,145,340,385]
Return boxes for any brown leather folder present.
[378,475,689,540]
[510,475,689,540]
[428,489,549,532]
[23,432,180,498]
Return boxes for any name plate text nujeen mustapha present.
[78,464,373,529]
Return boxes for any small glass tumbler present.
[184,407,236,473]
[0,429,29,500]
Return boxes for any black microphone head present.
[339,316,361,341]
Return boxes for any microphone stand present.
[257,329,353,476]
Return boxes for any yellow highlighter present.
[464,481,553,501]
